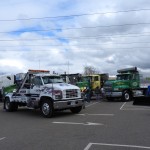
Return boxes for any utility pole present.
[68,61,70,74]
[39,60,40,70]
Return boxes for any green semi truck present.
[103,67,150,101]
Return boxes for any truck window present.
[22,76,31,89]
[117,74,130,80]
[134,74,139,80]
[42,76,64,84]
[33,76,43,85]
[94,76,99,81]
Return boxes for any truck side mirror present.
[13,89,17,93]
[7,76,11,80]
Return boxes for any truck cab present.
[104,67,140,101]
[4,70,84,118]
[76,74,108,94]
[76,75,100,92]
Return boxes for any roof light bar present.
[28,69,50,73]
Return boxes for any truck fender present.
[39,96,54,107]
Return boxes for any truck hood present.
[113,80,130,87]
[104,80,114,86]
[104,80,130,88]
[44,83,80,90]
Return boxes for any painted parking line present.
[122,108,150,111]
[0,137,6,141]
[52,121,103,126]
[120,102,126,110]
[84,142,150,150]
[120,102,150,111]
[76,113,114,116]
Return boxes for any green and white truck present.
[103,67,150,101]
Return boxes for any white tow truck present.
[4,70,84,117]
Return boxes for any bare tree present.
[83,66,100,75]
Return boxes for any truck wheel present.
[70,106,82,114]
[41,100,54,118]
[13,103,18,111]
[122,91,131,101]
[5,98,17,112]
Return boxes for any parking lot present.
[0,100,150,150]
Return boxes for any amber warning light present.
[28,69,50,73]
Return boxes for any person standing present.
[85,87,91,102]
[101,87,105,100]
[95,86,101,101]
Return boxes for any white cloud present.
[0,0,150,76]
[0,59,24,69]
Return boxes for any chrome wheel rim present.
[42,103,50,116]
[125,93,129,100]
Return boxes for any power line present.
[0,46,150,51]
[0,8,150,22]
[1,32,150,42]
[1,22,150,34]
[0,41,150,47]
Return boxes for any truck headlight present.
[114,88,119,91]
[53,90,62,100]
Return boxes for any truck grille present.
[103,83,113,92]
[66,89,78,98]
[104,86,112,92]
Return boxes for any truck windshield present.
[117,74,130,80]
[42,76,64,84]
[81,76,92,82]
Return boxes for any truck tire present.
[5,98,18,112]
[122,91,131,101]
[41,100,54,118]
[106,97,113,101]
[70,106,82,114]
[13,103,18,111]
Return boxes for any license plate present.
[71,101,76,105]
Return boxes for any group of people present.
[83,86,105,102]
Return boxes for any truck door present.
[30,76,43,95]
[131,73,139,88]
[92,76,100,89]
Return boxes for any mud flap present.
[133,97,150,106]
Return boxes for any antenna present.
[68,61,70,74]
[39,60,40,70]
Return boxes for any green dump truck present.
[103,67,150,101]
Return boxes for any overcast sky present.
[0,0,150,76]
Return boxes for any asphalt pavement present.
[0,100,150,150]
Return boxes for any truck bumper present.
[133,90,144,97]
[105,91,122,97]
[53,99,84,110]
